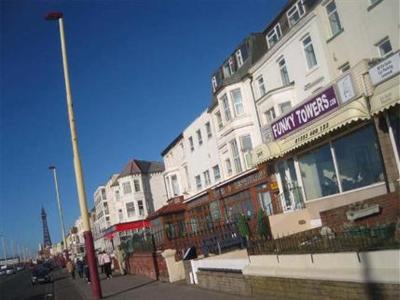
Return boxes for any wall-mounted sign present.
[369,52,400,86]
[271,86,339,140]
[337,74,356,103]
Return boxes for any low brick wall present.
[126,251,169,281]
[246,275,400,300]
[197,270,251,296]
[320,192,399,230]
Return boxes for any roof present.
[115,159,165,181]
[161,133,184,157]
[148,197,187,220]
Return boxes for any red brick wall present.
[126,251,168,281]
[320,192,399,230]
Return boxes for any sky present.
[0,0,286,255]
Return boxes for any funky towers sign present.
[271,86,339,140]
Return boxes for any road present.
[0,269,55,300]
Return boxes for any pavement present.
[53,268,267,300]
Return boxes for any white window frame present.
[302,34,318,70]
[279,101,292,114]
[376,37,393,58]
[133,179,140,192]
[257,75,266,97]
[326,0,342,37]
[278,57,290,86]
[230,139,242,173]
[266,23,282,48]
[138,200,145,216]
[212,76,218,92]
[230,88,244,116]
[195,175,202,190]
[223,62,231,78]
[203,170,211,186]
[213,165,221,181]
[126,202,136,218]
[122,182,132,194]
[225,159,233,176]
[265,107,276,124]
[287,0,305,27]
[228,57,236,74]
[171,174,180,196]
[221,94,232,122]
[215,111,223,130]
[235,49,244,68]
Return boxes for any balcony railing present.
[279,185,305,212]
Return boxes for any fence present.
[248,222,399,255]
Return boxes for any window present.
[235,49,244,67]
[287,0,305,27]
[265,107,276,124]
[279,101,292,114]
[298,144,339,199]
[377,37,392,58]
[257,75,266,97]
[195,175,202,190]
[212,165,221,181]
[171,175,180,196]
[333,125,384,192]
[115,190,120,200]
[221,94,232,121]
[133,179,140,192]
[212,76,218,92]
[205,122,212,138]
[326,1,342,36]
[228,56,236,74]
[189,136,194,151]
[231,89,244,116]
[209,201,221,222]
[101,188,106,200]
[302,35,318,69]
[266,23,282,48]
[196,129,203,145]
[184,166,191,190]
[215,111,223,130]
[230,139,242,173]
[240,135,253,169]
[103,202,109,215]
[222,62,231,78]
[338,62,350,73]
[126,202,135,218]
[138,200,144,216]
[203,170,211,186]
[257,185,273,216]
[118,209,123,222]
[225,159,233,176]
[278,57,290,86]
[122,182,132,194]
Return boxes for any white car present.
[16,265,24,272]
[6,267,15,275]
[0,270,6,276]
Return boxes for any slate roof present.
[112,159,165,185]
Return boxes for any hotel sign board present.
[369,52,400,86]
[271,86,339,140]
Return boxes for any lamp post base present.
[84,231,102,299]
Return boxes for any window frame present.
[235,49,244,68]
[221,94,232,122]
[287,0,305,27]
[230,88,244,116]
[264,107,276,124]
[376,37,393,58]
[205,122,212,138]
[225,159,233,176]
[266,23,282,48]
[195,175,202,190]
[302,34,318,70]
[126,202,136,218]
[215,111,223,130]
[189,136,194,152]
[230,139,242,173]
[203,170,211,186]
[256,75,266,97]
[196,129,203,146]
[122,182,132,194]
[278,57,290,86]
[279,101,292,114]
[133,179,141,192]
[213,165,221,181]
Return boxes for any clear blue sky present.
[0,0,286,254]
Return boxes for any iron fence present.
[248,223,399,255]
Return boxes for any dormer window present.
[235,49,244,68]
[228,57,236,74]
[212,76,218,92]
[222,62,231,78]
[266,23,282,48]
[287,0,305,27]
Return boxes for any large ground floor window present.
[386,107,400,175]
[277,123,385,203]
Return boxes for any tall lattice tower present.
[41,206,52,248]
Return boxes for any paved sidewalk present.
[54,269,270,300]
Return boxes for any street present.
[0,269,54,300]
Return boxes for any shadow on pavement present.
[102,280,157,299]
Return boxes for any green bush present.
[237,214,250,240]
[256,209,269,238]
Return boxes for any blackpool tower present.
[41,206,52,248]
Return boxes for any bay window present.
[231,88,244,116]
[230,139,242,173]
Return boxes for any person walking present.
[76,258,84,279]
[103,251,112,279]
[98,251,105,274]
[116,245,127,275]
[83,255,91,284]
[66,259,75,279]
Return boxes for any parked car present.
[0,269,6,276]
[31,266,52,286]
[5,267,16,275]
[16,265,24,272]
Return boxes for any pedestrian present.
[116,245,127,275]
[76,258,84,279]
[98,251,105,274]
[66,259,75,279]
[103,251,112,279]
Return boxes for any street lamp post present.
[48,165,68,254]
[45,12,102,299]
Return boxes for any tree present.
[256,209,269,239]
[237,214,250,240]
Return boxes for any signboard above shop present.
[271,86,339,140]
[369,52,400,86]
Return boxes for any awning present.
[254,96,370,164]
[370,74,400,115]
[102,220,150,239]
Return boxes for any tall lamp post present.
[48,165,68,255]
[45,12,102,299]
